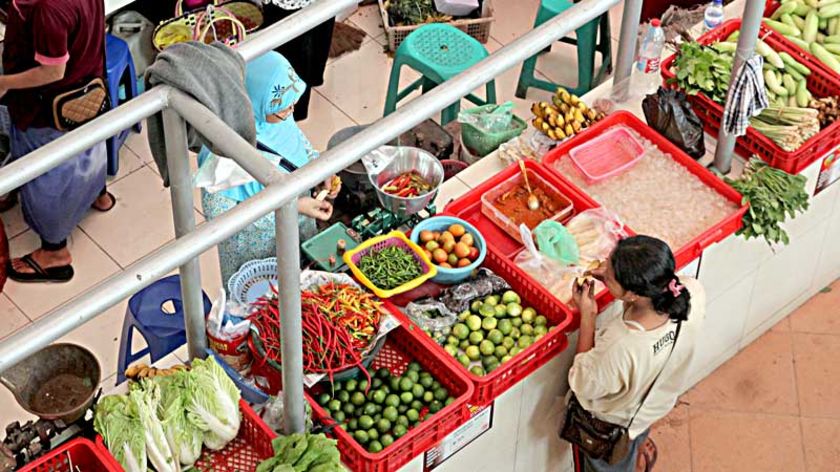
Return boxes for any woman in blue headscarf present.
[197,51,338,285]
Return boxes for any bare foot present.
[11,248,72,273]
[635,438,657,472]
[91,191,116,212]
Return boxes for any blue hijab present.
[198,51,318,202]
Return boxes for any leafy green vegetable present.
[157,370,204,467]
[725,158,810,246]
[94,395,147,472]
[131,382,178,472]
[670,41,733,103]
[185,356,242,450]
[257,433,342,472]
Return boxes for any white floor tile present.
[0,294,29,340]
[79,166,204,268]
[298,91,358,151]
[124,120,154,165]
[489,0,542,46]
[347,4,386,41]
[1,203,28,240]
[4,228,121,319]
[111,144,146,183]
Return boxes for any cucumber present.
[786,65,806,81]
[829,16,840,34]
[756,39,786,68]
[764,18,802,36]
[788,94,799,107]
[818,0,840,7]
[820,17,829,29]
[796,80,811,107]
[823,42,840,53]
[794,3,813,15]
[818,32,828,42]
[785,35,812,49]
[779,51,812,75]
[773,1,799,19]
[765,69,790,96]
[783,73,798,95]
[787,13,807,29]
[808,0,820,7]
[811,42,840,71]
[825,34,840,42]
[818,3,840,17]
[712,41,737,53]
[804,9,820,41]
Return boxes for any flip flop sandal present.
[8,254,74,283]
[91,191,116,212]
[642,438,658,472]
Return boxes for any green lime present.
[503,337,515,350]
[510,327,521,339]
[367,428,379,441]
[327,399,341,413]
[459,339,471,350]
[494,345,508,358]
[371,378,383,390]
[368,440,383,453]
[400,392,414,404]
[343,403,355,416]
[411,399,424,410]
[534,325,548,336]
[501,290,521,304]
[376,368,391,379]
[363,403,377,416]
[408,361,421,372]
[453,323,469,340]
[481,317,498,331]
[466,315,483,331]
[479,304,497,318]
[407,408,420,422]
[522,307,537,323]
[434,387,449,401]
[399,377,414,392]
[446,397,454,406]
[487,329,504,344]
[333,410,346,423]
[469,331,485,345]
[501,355,512,363]
[479,339,495,356]
[470,300,483,313]
[348,418,358,431]
[444,344,459,357]
[506,303,523,318]
[345,379,358,392]
[336,390,350,403]
[412,383,425,398]
[446,335,460,347]
[389,377,401,391]
[372,390,386,405]
[521,324,534,336]
[377,418,392,433]
[359,415,375,430]
[469,365,486,376]
[317,393,331,406]
[518,335,534,348]
[535,333,545,342]
[355,430,370,445]
[535,315,548,326]
[466,345,481,361]
[485,358,500,373]
[510,346,522,356]
[429,400,444,413]
[511,317,523,328]
[492,304,506,318]
[383,405,399,422]
[419,374,434,388]
[351,392,366,406]
[424,389,436,402]
[406,370,420,383]
[398,405,407,414]
[381,434,395,447]
[484,296,498,307]
[385,394,400,407]
[498,318,513,335]
[393,424,408,438]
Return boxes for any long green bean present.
[358,245,423,290]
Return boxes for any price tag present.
[815,151,840,196]
[423,403,494,471]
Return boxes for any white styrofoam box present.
[687,269,756,386]
[698,233,772,302]
[434,0,479,16]
[432,383,525,472]
[514,347,577,472]
[781,157,839,241]
[744,223,827,337]
[812,203,840,292]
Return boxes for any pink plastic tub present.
[569,125,644,183]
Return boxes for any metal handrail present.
[0,0,639,433]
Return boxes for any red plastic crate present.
[21,438,122,472]
[543,111,748,270]
[661,19,840,174]
[444,159,619,317]
[306,322,473,472]
[96,399,276,472]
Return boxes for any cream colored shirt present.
[568,277,706,438]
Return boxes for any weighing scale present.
[350,204,436,240]
[301,222,363,272]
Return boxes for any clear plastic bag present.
[439,268,510,314]
[498,128,556,167]
[458,102,515,134]
[514,224,578,303]
[565,208,628,264]
[259,394,313,433]
[404,300,458,345]
[534,220,580,266]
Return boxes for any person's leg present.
[91,185,116,212]
[8,237,74,282]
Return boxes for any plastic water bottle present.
[635,19,665,93]
[703,0,725,32]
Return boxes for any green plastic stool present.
[383,23,497,125]
[515,0,612,98]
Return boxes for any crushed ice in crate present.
[551,127,739,250]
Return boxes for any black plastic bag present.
[643,87,705,159]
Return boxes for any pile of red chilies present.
[249,282,382,386]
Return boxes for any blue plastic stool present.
[383,24,497,125]
[116,275,211,384]
[105,34,141,177]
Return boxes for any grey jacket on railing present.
[145,41,256,186]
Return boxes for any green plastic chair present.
[383,23,497,125]
[515,0,612,98]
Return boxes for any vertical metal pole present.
[612,0,644,101]
[276,203,305,433]
[163,109,207,360]
[713,0,764,173]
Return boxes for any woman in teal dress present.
[197,52,338,286]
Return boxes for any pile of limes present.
[315,363,455,453]
[442,290,552,376]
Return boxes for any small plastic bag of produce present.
[534,220,580,266]
[642,87,705,160]
[404,300,458,345]
[439,268,511,314]
[565,208,628,264]
[459,102,528,157]
[498,128,557,166]
[514,224,575,300]
[434,0,479,16]
[259,394,313,433]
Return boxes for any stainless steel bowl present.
[369,146,444,216]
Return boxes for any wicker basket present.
[378,0,494,52]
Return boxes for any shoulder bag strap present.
[255,140,299,173]
[626,320,682,430]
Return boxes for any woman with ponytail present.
[567,235,705,472]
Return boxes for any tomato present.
[457,258,471,268]
[453,242,470,259]
[468,247,480,260]
[419,230,435,243]
[432,248,448,264]
[448,224,466,238]
[460,233,475,247]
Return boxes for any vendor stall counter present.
[390,1,840,471]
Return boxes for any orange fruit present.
[432,248,448,264]
[460,233,475,247]
[457,258,471,268]
[419,230,435,243]
[453,242,470,259]
[442,240,456,254]
[439,262,452,269]
[449,224,466,238]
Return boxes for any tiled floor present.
[651,280,840,472]
[0,2,837,471]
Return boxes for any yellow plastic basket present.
[343,231,437,299]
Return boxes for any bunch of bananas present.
[531,89,606,141]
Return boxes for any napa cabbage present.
[93,394,147,472]
[185,357,241,450]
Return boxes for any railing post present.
[163,109,208,360]
[612,0,643,101]
[276,202,306,433]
